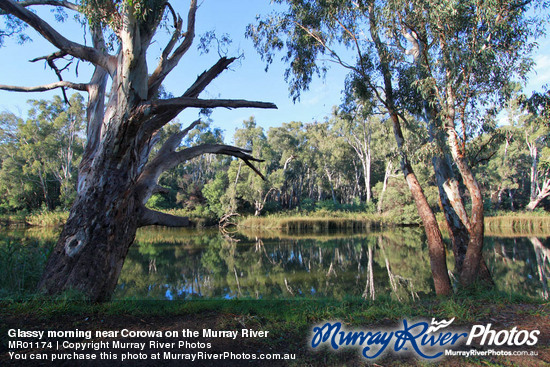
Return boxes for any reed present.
[485,214,550,236]
[26,211,69,227]
[238,212,391,231]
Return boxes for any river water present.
[112,227,549,301]
[0,226,547,300]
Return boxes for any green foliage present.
[0,94,85,213]
[80,0,166,28]
[203,171,229,218]
[145,193,170,210]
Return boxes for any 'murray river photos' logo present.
[310,318,539,360]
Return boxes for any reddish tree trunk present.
[389,114,452,296]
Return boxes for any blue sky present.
[0,0,548,142]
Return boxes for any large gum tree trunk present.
[0,1,276,302]
[38,167,140,301]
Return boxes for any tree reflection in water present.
[112,227,549,301]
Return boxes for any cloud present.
[526,54,550,92]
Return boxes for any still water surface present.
[0,226,547,300]
[112,227,549,301]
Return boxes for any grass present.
[238,211,393,231]
[0,213,28,226]
[484,212,550,236]
[4,208,550,237]
[22,211,68,227]
[1,290,546,367]
[0,288,546,324]
[239,210,550,236]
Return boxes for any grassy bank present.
[240,210,550,236]
[485,212,550,236]
[1,288,545,321]
[237,211,393,231]
[3,209,550,237]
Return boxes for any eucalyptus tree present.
[267,121,311,209]
[388,0,540,285]
[524,118,550,210]
[331,106,375,203]
[29,94,86,209]
[473,125,526,210]
[0,0,275,301]
[0,94,85,212]
[232,118,277,216]
[248,0,452,294]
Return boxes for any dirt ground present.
[0,303,548,366]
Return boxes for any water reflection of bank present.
[113,227,550,301]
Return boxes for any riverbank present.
[237,211,550,235]
[0,292,548,366]
[3,210,549,233]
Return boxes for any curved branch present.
[17,0,79,11]
[0,0,115,74]
[172,144,265,179]
[0,81,88,92]
[136,142,265,205]
[152,185,170,195]
[139,208,189,228]
[147,15,183,98]
[156,119,201,158]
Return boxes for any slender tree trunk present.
[390,113,452,296]
[368,5,451,295]
[364,152,372,203]
[528,140,538,203]
[325,167,337,204]
[377,159,393,213]
[424,107,493,286]
[530,237,549,300]
[444,122,485,287]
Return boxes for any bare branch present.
[147,0,197,97]
[165,2,178,28]
[0,0,116,74]
[171,144,265,180]
[139,208,190,227]
[29,50,74,102]
[18,0,79,11]
[149,97,277,113]
[142,57,245,138]
[166,0,197,62]
[135,119,201,204]
[0,81,88,92]
[29,50,67,63]
[183,57,236,98]
[136,141,265,205]
[147,16,182,98]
